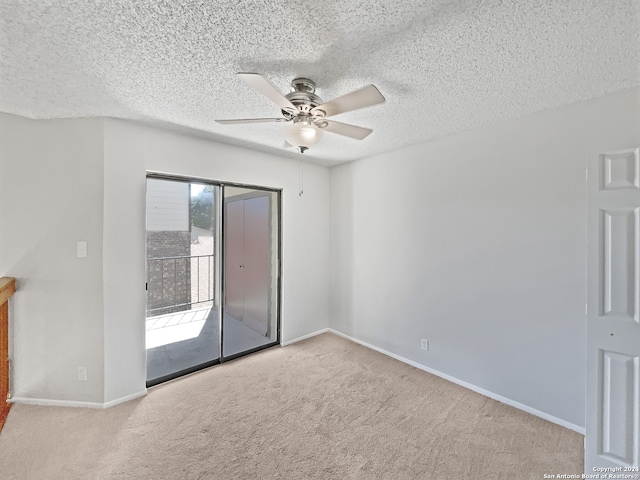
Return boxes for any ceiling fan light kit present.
[285,117,323,153]
[216,73,385,154]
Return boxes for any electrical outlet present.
[421,339,429,351]
[77,367,87,381]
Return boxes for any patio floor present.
[145,306,275,382]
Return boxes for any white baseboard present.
[103,389,147,408]
[328,329,585,435]
[281,328,329,346]
[11,389,147,409]
[11,397,104,409]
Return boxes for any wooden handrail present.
[0,278,16,306]
[0,276,15,431]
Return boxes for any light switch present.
[77,241,87,258]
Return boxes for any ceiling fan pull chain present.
[299,161,304,197]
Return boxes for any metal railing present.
[146,254,215,315]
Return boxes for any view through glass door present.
[145,177,281,385]
[145,178,219,385]
[222,187,280,358]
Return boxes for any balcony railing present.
[146,254,215,315]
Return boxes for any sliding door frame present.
[145,172,282,386]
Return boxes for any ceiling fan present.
[216,73,385,153]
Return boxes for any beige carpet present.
[0,333,582,479]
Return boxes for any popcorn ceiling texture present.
[1,0,639,165]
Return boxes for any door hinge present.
[585,303,588,315]
[145,282,148,291]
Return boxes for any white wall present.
[103,120,147,405]
[0,114,106,403]
[330,87,640,429]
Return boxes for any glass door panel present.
[145,178,219,385]
[222,187,280,358]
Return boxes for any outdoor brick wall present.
[146,231,191,316]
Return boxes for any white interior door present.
[242,196,270,336]
[586,146,640,472]
[223,194,271,336]
[225,199,245,321]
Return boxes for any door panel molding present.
[601,149,640,191]
[600,207,639,322]
[598,350,639,465]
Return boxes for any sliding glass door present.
[145,176,280,386]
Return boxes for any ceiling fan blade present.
[215,118,290,125]
[312,84,385,118]
[318,120,372,140]
[237,73,298,114]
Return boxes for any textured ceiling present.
[1,1,639,166]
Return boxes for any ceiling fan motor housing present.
[283,77,324,117]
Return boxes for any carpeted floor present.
[0,333,583,479]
